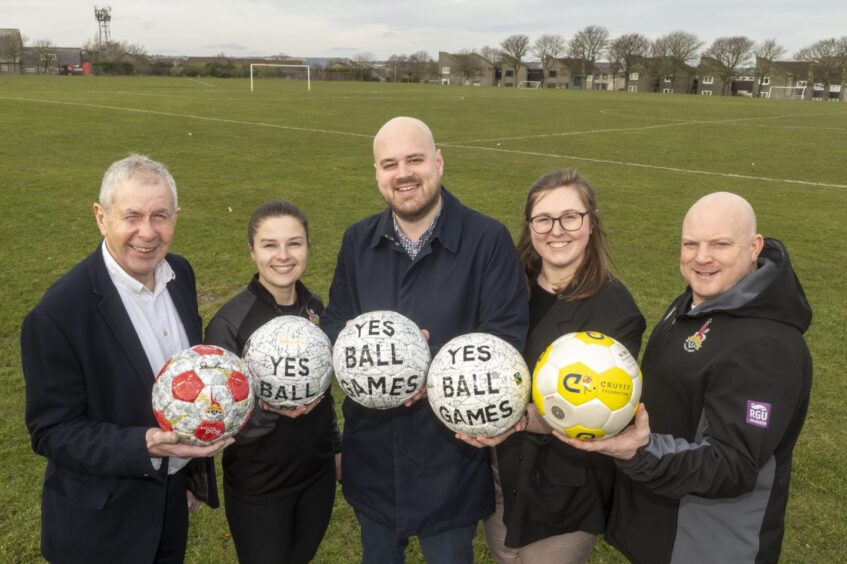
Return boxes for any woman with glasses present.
[485,170,645,563]
[204,200,341,564]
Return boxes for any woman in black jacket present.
[485,170,646,563]
[205,200,340,564]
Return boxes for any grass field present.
[1,75,845,563]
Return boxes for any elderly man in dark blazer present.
[21,154,230,564]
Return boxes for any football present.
[332,310,430,409]
[243,316,333,408]
[427,333,530,437]
[532,331,642,439]
[152,344,254,445]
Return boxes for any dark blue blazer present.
[21,245,218,564]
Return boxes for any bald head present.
[680,192,765,305]
[373,116,437,159]
[372,116,444,227]
[683,192,758,240]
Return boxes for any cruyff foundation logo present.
[684,318,712,352]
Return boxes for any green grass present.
[1,76,845,562]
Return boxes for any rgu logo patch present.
[684,318,712,352]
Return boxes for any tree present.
[532,34,565,85]
[652,30,703,90]
[453,49,483,84]
[352,51,376,80]
[608,33,651,89]
[387,53,409,82]
[568,25,609,89]
[753,38,786,96]
[500,34,530,85]
[703,36,755,95]
[32,39,57,74]
[0,32,26,74]
[479,45,501,67]
[83,38,150,75]
[796,38,846,101]
[408,50,433,82]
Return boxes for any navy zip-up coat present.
[322,188,528,537]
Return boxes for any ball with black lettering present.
[427,333,530,437]
[332,311,430,409]
[243,316,333,408]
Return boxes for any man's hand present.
[146,428,233,458]
[259,395,323,419]
[186,490,202,513]
[455,412,528,448]
[554,404,651,460]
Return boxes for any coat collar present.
[368,187,463,254]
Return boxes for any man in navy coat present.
[21,154,230,564]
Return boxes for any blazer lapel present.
[90,246,157,394]
[167,263,201,345]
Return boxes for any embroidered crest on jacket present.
[684,318,712,352]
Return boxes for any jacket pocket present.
[535,440,587,489]
[45,469,112,511]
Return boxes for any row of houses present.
[438,51,844,101]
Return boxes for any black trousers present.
[224,464,336,564]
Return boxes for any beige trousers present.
[484,453,596,564]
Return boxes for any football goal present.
[517,80,542,89]
[250,64,311,92]
[766,85,806,100]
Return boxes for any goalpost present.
[766,85,806,100]
[517,80,542,89]
[250,64,311,92]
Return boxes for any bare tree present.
[703,36,755,95]
[408,50,432,82]
[32,39,57,74]
[83,38,149,74]
[479,45,501,66]
[532,33,565,85]
[568,25,609,89]
[500,34,530,85]
[353,51,376,80]
[453,49,484,84]
[796,38,845,100]
[0,32,27,74]
[608,33,651,89]
[753,38,787,96]
[652,30,703,90]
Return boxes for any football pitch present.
[1,75,845,562]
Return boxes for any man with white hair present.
[22,154,229,564]
[322,117,528,563]
[563,192,813,563]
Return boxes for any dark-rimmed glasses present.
[528,211,589,234]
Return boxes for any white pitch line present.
[441,143,847,189]
[0,96,373,139]
[184,78,216,87]
[449,108,847,144]
[2,95,844,189]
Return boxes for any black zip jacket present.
[204,275,341,502]
[608,238,813,564]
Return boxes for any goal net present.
[250,64,311,92]
[517,80,541,89]
[766,85,806,100]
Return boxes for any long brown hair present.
[516,169,613,300]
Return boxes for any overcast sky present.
[2,0,845,60]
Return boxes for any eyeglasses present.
[528,211,589,234]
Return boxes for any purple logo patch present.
[746,400,771,428]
